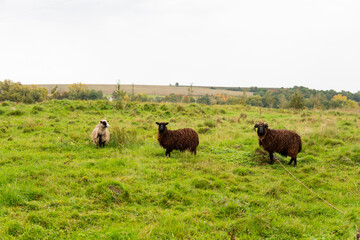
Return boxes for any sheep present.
[254,122,302,167]
[91,119,110,147]
[156,122,199,157]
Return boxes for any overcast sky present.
[0,0,359,92]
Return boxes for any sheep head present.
[156,122,169,133]
[100,120,110,128]
[254,122,268,136]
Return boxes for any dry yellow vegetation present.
[36,84,252,96]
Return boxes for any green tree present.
[0,80,48,103]
[246,95,263,107]
[112,80,127,101]
[262,90,276,108]
[131,83,135,101]
[239,91,247,105]
[68,83,90,100]
[187,83,195,102]
[197,94,211,105]
[29,86,48,102]
[289,90,305,109]
[278,94,288,109]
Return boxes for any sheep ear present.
[165,122,169,125]
[254,123,259,131]
[264,122,268,128]
[156,122,160,125]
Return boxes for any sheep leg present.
[269,153,274,164]
[165,149,171,157]
[288,158,294,166]
[191,148,197,155]
[293,157,297,167]
[288,157,297,167]
[98,134,103,147]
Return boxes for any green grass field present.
[0,100,360,239]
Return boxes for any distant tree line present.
[0,80,104,102]
[51,83,104,100]
[1,80,359,109]
[113,84,359,109]
[0,80,48,103]
[246,86,359,109]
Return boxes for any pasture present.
[0,100,359,239]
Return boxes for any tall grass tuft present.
[85,180,130,205]
[0,184,25,206]
[7,110,25,116]
[111,125,138,148]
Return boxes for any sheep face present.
[156,122,168,133]
[254,122,268,137]
[100,120,110,128]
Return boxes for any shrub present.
[143,103,156,112]
[7,110,25,116]
[198,127,210,134]
[32,105,44,111]
[0,80,48,102]
[176,105,185,112]
[204,120,216,128]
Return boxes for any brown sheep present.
[91,119,110,147]
[254,122,302,167]
[156,122,199,157]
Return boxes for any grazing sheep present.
[91,120,110,147]
[156,122,199,157]
[254,122,302,167]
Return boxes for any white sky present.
[0,0,359,92]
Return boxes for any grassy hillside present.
[0,100,359,239]
[35,84,252,96]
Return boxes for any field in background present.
[0,100,360,239]
[36,84,252,96]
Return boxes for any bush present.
[204,120,216,128]
[198,127,210,134]
[0,80,48,103]
[32,105,44,111]
[7,110,25,116]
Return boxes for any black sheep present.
[156,122,199,157]
[254,122,302,167]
